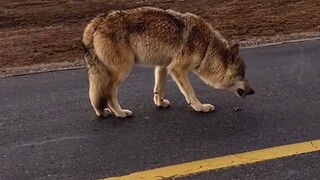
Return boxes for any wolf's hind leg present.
[105,74,133,118]
[153,66,170,108]
[103,60,134,118]
[168,64,215,112]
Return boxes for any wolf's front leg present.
[153,66,170,108]
[168,66,215,112]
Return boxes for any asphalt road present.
[1,40,320,180]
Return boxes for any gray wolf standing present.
[82,7,254,118]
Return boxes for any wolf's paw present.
[155,99,170,108]
[102,108,112,117]
[192,103,215,112]
[115,109,133,118]
[96,108,112,118]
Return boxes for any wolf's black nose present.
[247,89,255,95]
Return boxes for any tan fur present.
[82,7,254,118]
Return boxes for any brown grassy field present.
[1,0,320,73]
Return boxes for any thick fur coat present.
[82,7,254,118]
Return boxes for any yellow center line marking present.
[103,139,320,180]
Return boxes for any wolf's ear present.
[229,43,240,61]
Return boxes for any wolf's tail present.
[82,14,112,116]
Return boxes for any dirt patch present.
[1,0,320,74]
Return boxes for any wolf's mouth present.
[237,89,246,98]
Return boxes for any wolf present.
[82,7,254,118]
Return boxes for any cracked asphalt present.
[1,40,320,179]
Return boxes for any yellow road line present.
[103,139,320,180]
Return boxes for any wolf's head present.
[225,44,254,97]
[220,43,254,98]
[195,43,254,98]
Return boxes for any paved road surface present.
[1,40,320,179]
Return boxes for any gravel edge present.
[1,32,320,78]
